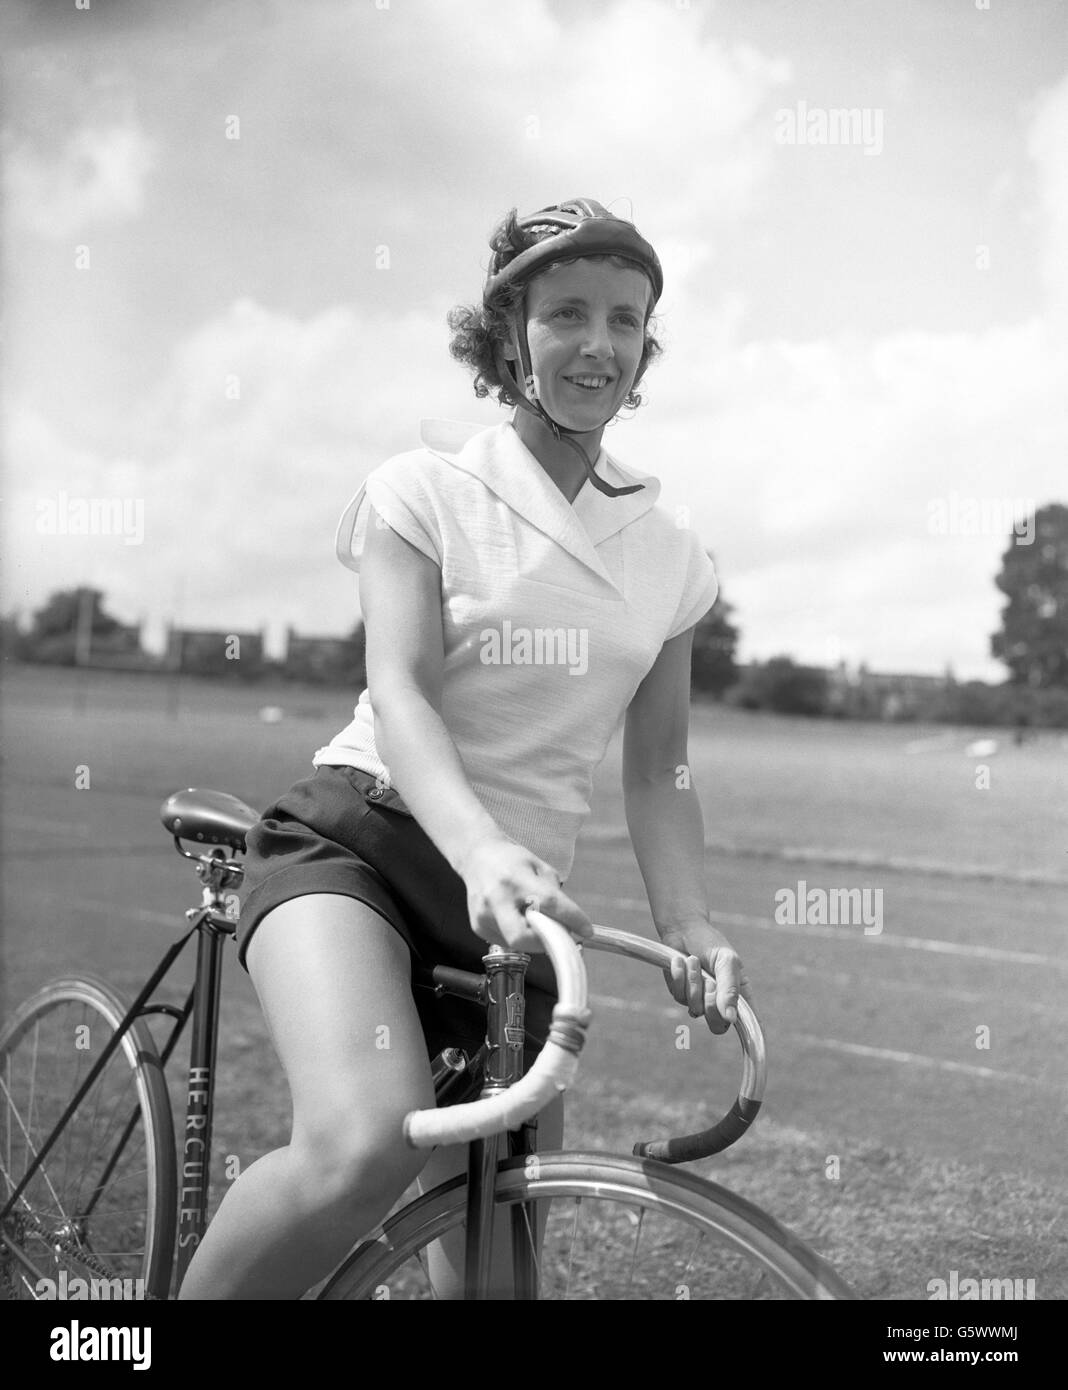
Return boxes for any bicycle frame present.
[3,819,767,1301]
[0,844,237,1297]
[461,948,539,1301]
[2,831,547,1301]
[144,843,237,1290]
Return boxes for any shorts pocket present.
[338,765,416,818]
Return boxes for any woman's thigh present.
[246,893,435,1183]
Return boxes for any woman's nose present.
[580,316,614,358]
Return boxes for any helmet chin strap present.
[493,311,644,499]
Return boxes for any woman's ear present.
[500,304,525,365]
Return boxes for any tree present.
[691,584,740,697]
[30,588,121,641]
[991,503,1068,688]
[0,614,29,662]
[28,588,124,665]
[735,656,829,716]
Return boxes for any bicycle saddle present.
[160,789,260,852]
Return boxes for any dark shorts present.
[237,764,558,1062]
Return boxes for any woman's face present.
[514,259,652,432]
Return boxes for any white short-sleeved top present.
[314,418,718,880]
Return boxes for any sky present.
[3,0,1067,678]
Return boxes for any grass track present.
[2,664,1065,1298]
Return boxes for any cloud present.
[232,0,790,301]
[1026,70,1068,320]
[3,2,1063,684]
[4,123,155,238]
[7,292,1063,678]
[630,304,1066,675]
[614,64,1068,678]
[3,294,496,652]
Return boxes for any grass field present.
[2,662,1066,1299]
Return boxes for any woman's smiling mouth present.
[563,374,612,391]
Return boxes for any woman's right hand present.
[460,836,594,952]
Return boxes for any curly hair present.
[448,208,663,412]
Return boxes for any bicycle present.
[0,787,856,1301]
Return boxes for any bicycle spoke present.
[4,1053,11,1198]
[1,984,175,1301]
[63,1006,92,1218]
[75,1023,109,1214]
[564,1197,581,1299]
[320,1155,854,1301]
[0,1071,72,1226]
[517,1192,543,1296]
[413,1243,438,1299]
[82,1100,149,1221]
[26,1019,40,1192]
[624,1205,647,1298]
[678,1226,705,1288]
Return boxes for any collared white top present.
[314,419,718,880]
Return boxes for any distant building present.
[16,614,155,670]
[83,619,157,671]
[165,625,265,678]
[283,624,364,686]
[826,662,950,719]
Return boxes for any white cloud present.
[4,124,155,239]
[1026,70,1068,321]
[4,4,1063,686]
[627,308,1066,678]
[609,65,1068,680]
[245,0,789,299]
[7,293,1063,678]
[3,294,498,654]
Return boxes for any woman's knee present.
[290,1120,428,1220]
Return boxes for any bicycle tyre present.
[318,1151,855,1300]
[0,975,177,1301]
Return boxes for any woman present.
[178,197,752,1299]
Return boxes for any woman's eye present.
[554,307,579,320]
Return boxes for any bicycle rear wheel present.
[318,1151,855,1300]
[0,976,176,1301]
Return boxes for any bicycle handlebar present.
[582,925,766,1163]
[402,915,767,1163]
[403,910,591,1150]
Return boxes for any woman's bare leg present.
[178,894,434,1299]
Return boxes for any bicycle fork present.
[464,949,538,1300]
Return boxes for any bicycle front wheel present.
[319,1151,855,1300]
[0,976,177,1301]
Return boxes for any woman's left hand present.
[658,921,752,1036]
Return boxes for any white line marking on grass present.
[588,994,1040,1086]
[8,815,90,837]
[904,734,957,755]
[785,962,1064,1018]
[591,992,675,1018]
[790,1035,1036,1084]
[579,829,1067,888]
[583,894,1068,971]
[33,893,175,927]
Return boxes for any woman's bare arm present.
[623,627,750,1028]
[358,504,591,947]
[359,504,504,875]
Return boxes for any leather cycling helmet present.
[483,197,663,498]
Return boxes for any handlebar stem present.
[482,951,532,1092]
